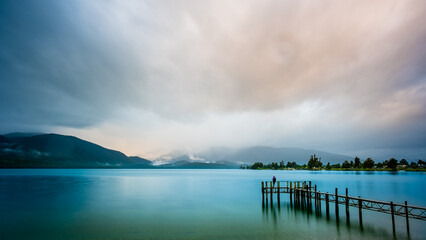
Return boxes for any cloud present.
[1,0,425,158]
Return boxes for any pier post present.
[358,197,362,226]
[405,201,410,235]
[270,181,273,205]
[325,193,329,218]
[335,188,339,218]
[303,181,306,206]
[290,182,293,205]
[277,182,280,205]
[265,182,268,204]
[318,191,321,212]
[314,185,317,208]
[309,181,312,206]
[262,182,265,204]
[295,188,298,207]
[345,188,350,222]
[391,201,395,235]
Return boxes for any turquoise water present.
[0,169,425,240]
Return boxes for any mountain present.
[3,132,44,138]
[0,133,152,168]
[157,160,239,169]
[158,146,351,165]
[0,135,9,143]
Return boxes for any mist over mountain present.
[156,146,352,165]
[0,133,152,168]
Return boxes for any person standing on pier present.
[272,176,276,186]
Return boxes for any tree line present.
[242,155,425,171]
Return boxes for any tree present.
[308,154,322,169]
[399,159,408,166]
[410,161,417,168]
[332,163,341,168]
[250,162,263,169]
[279,161,285,168]
[387,158,398,170]
[342,160,350,169]
[326,162,331,170]
[363,158,375,169]
[354,156,361,168]
[376,162,384,169]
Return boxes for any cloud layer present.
[1,0,426,159]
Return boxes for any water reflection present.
[262,200,413,240]
[0,169,423,240]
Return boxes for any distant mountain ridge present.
[157,146,352,165]
[1,132,353,169]
[0,133,152,168]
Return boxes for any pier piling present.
[277,182,280,205]
[405,201,410,235]
[391,201,395,235]
[346,188,350,222]
[326,193,330,218]
[358,196,362,226]
[335,188,339,218]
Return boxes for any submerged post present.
[262,182,265,204]
[391,201,395,235]
[270,181,273,205]
[405,201,410,235]
[290,182,293,204]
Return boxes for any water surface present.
[0,169,425,240]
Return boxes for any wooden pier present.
[261,181,426,235]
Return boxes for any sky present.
[1,0,426,160]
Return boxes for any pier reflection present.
[261,200,407,240]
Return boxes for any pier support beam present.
[262,182,265,204]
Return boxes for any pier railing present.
[261,180,426,235]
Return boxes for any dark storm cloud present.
[0,0,139,130]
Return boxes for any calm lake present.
[0,169,425,240]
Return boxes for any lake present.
[0,169,425,240]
